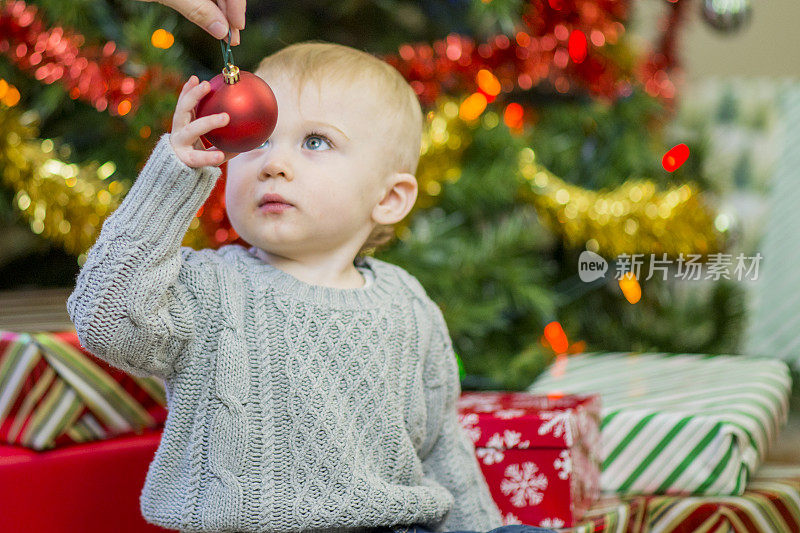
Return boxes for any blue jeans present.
[381,525,557,533]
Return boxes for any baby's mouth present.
[258,198,294,214]
[258,193,294,209]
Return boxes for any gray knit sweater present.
[66,134,503,533]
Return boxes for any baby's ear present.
[373,172,417,225]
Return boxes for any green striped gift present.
[528,352,791,496]
[635,464,800,532]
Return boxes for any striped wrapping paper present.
[528,352,791,496]
[743,85,800,373]
[0,330,167,450]
[554,496,644,533]
[637,464,800,533]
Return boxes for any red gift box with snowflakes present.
[456,391,602,529]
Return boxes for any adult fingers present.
[216,0,240,45]
[157,0,229,40]
[223,0,245,30]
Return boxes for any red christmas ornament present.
[195,64,278,153]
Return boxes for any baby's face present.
[225,74,389,259]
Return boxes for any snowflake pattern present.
[554,450,572,480]
[499,429,530,449]
[476,446,505,465]
[475,429,533,466]
[457,393,504,412]
[537,410,574,446]
[540,518,565,528]
[502,512,522,526]
[457,413,481,443]
[500,461,549,507]
[495,408,526,419]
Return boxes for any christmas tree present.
[0,0,746,390]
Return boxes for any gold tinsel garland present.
[2,97,720,261]
[414,97,722,258]
[0,105,209,261]
[516,148,722,257]
[416,99,472,208]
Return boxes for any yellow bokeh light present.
[3,86,20,107]
[476,69,501,96]
[97,161,117,180]
[117,99,132,116]
[619,272,642,304]
[425,180,442,196]
[151,29,175,49]
[459,93,487,121]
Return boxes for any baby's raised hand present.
[170,75,234,168]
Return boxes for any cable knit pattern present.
[66,133,503,533]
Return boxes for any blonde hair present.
[255,41,423,259]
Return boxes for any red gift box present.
[457,391,602,529]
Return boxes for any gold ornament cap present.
[222,63,240,84]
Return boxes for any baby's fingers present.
[184,149,226,168]
[179,75,200,99]
[176,80,212,118]
[185,112,230,139]
[172,76,202,129]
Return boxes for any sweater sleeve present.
[66,133,222,380]
[419,301,504,532]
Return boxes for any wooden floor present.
[0,287,75,332]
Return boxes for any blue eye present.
[303,132,332,151]
[255,132,333,151]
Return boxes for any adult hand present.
[137,0,245,45]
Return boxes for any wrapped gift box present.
[0,330,167,450]
[0,428,168,533]
[635,464,800,533]
[456,391,601,528]
[552,496,644,533]
[529,352,792,496]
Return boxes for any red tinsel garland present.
[0,0,182,117]
[385,0,685,115]
[636,0,689,111]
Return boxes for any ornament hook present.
[222,63,240,84]
[219,29,239,84]
[219,28,235,69]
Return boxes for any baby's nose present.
[259,161,293,181]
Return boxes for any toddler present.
[67,41,554,533]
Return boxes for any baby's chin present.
[242,232,309,259]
